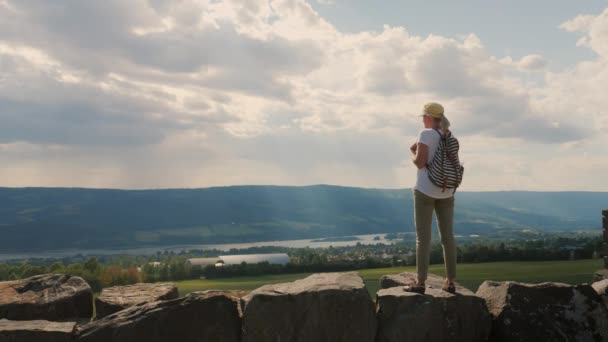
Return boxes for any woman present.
[405,102,457,294]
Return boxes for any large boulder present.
[0,319,76,342]
[592,279,608,306]
[95,283,178,318]
[0,274,93,321]
[241,272,376,342]
[477,281,608,342]
[77,290,241,342]
[594,269,608,283]
[379,272,473,294]
[375,286,491,342]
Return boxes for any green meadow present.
[174,258,603,296]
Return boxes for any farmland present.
[174,258,602,296]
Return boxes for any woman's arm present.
[411,143,429,169]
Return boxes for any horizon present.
[2,183,608,193]
[1,1,608,191]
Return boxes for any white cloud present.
[532,8,608,135]
[560,9,608,58]
[517,54,549,71]
[0,1,607,190]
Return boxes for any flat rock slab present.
[241,272,377,342]
[0,274,93,321]
[477,281,608,342]
[594,269,608,282]
[592,279,608,306]
[379,272,473,294]
[77,291,240,342]
[0,319,76,342]
[376,287,491,342]
[95,283,178,318]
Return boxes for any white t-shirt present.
[413,128,455,199]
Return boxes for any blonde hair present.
[431,115,451,135]
[440,116,451,135]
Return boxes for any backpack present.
[426,129,464,194]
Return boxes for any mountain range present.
[0,185,606,252]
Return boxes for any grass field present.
[174,258,603,296]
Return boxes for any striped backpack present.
[427,129,464,194]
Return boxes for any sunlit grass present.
[174,258,603,296]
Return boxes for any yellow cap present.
[422,102,444,119]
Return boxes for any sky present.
[0,0,607,191]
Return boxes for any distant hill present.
[0,185,606,252]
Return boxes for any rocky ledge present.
[594,269,608,282]
[95,283,178,318]
[593,279,608,306]
[78,291,241,342]
[241,272,377,342]
[1,271,608,342]
[0,274,93,322]
[379,271,473,294]
[376,286,491,342]
[0,319,76,342]
[477,280,608,342]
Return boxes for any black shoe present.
[403,284,425,294]
[442,283,456,294]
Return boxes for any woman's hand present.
[412,143,429,169]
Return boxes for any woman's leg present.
[414,190,435,284]
[435,196,457,284]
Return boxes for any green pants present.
[413,189,457,282]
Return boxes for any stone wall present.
[0,274,93,322]
[604,209,608,268]
[2,270,608,342]
[595,209,608,282]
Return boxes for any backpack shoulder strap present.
[433,128,454,137]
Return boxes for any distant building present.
[219,253,289,266]
[147,261,162,267]
[186,253,290,267]
[186,257,223,267]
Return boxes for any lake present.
[0,233,415,261]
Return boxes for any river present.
[0,233,415,261]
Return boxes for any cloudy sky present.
[0,0,607,191]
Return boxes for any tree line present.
[0,235,601,292]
